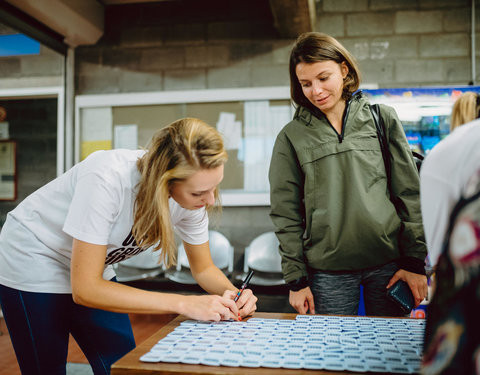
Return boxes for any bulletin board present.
[75,87,293,206]
[0,140,17,201]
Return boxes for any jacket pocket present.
[302,137,385,209]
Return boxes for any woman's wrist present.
[287,276,309,291]
[169,293,189,316]
[397,256,426,275]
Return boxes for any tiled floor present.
[0,313,176,375]
[65,363,94,375]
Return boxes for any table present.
[111,312,422,375]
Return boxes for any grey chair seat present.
[166,230,234,285]
[113,246,164,282]
[243,232,285,286]
[113,263,163,282]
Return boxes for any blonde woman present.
[450,91,480,131]
[0,118,257,375]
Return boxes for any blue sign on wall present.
[0,34,41,56]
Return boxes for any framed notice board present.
[75,87,293,206]
[0,140,17,201]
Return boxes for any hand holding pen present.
[234,270,254,302]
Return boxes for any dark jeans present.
[310,261,407,316]
[0,280,135,375]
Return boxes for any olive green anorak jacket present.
[269,92,427,284]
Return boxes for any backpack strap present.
[441,187,480,260]
[370,104,393,200]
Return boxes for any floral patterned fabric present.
[422,171,480,375]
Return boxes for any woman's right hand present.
[178,294,239,321]
[289,287,315,314]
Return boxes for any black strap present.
[370,104,427,275]
[370,104,393,200]
[411,151,424,162]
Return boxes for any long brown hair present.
[134,118,227,267]
[289,32,361,110]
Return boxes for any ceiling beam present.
[0,0,67,54]
[5,0,104,47]
[269,0,315,38]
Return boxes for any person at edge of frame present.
[0,117,258,375]
[420,118,480,375]
[268,32,428,316]
[421,91,480,270]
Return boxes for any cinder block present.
[371,36,418,59]
[75,47,102,72]
[140,47,185,70]
[322,0,367,12]
[395,11,443,34]
[118,70,163,92]
[0,59,21,77]
[420,0,466,9]
[76,66,121,94]
[164,69,206,90]
[444,9,471,32]
[20,55,63,77]
[444,58,472,83]
[0,76,63,88]
[340,39,370,60]
[229,42,274,66]
[359,60,394,85]
[420,34,469,58]
[347,13,394,36]
[370,0,418,10]
[207,21,252,41]
[272,41,294,65]
[395,59,444,83]
[207,65,251,88]
[185,45,230,68]
[119,26,165,48]
[164,23,206,45]
[251,65,289,87]
[316,15,345,37]
[102,48,142,70]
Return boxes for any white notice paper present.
[114,124,138,150]
[216,112,242,150]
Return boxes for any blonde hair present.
[450,92,480,131]
[134,118,227,268]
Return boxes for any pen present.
[234,270,254,302]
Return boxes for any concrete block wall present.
[75,0,479,95]
[0,98,58,227]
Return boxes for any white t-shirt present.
[420,119,480,267]
[0,149,209,293]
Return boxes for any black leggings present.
[0,282,135,375]
[310,261,408,316]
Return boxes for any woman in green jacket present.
[269,32,428,316]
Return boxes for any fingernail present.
[238,316,242,321]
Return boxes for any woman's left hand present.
[387,269,428,308]
[224,289,257,319]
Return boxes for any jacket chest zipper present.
[325,101,351,143]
